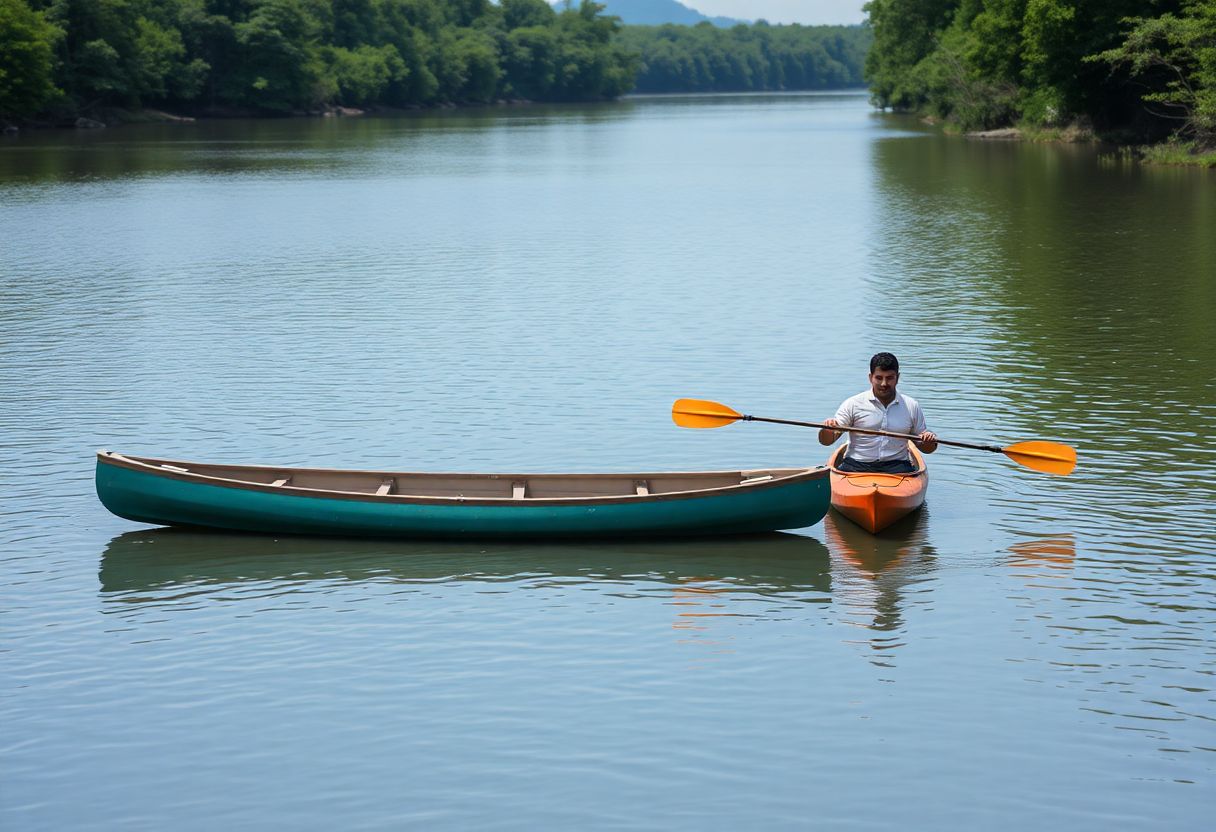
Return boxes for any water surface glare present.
[2,92,1214,830]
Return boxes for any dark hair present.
[870,352,899,373]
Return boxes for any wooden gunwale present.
[97,451,827,508]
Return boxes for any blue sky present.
[688,1,867,25]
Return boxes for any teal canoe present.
[96,450,830,540]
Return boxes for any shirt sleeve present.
[835,397,854,426]
[910,400,927,434]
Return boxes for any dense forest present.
[864,0,1216,154]
[0,0,638,122]
[0,0,869,125]
[619,23,870,93]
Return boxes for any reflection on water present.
[821,512,938,663]
[823,507,933,577]
[1007,534,1076,571]
[100,529,834,672]
[869,130,1216,557]
[0,106,643,185]
[100,528,832,603]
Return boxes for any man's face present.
[869,368,899,401]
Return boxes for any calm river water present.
[2,92,1213,829]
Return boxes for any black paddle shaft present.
[741,414,1002,453]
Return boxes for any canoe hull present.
[828,444,927,534]
[96,453,830,540]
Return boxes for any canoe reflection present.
[99,528,832,600]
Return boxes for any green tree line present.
[1,0,873,124]
[0,0,637,121]
[616,22,871,93]
[864,0,1216,150]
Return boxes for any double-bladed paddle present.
[671,398,1077,476]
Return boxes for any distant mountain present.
[550,0,749,28]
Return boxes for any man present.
[818,352,938,473]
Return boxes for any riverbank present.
[0,99,557,133]
[13,100,1214,171]
[957,122,1216,169]
[1138,141,1216,167]
[2,89,860,134]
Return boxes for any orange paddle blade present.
[671,398,744,429]
[1003,441,1077,476]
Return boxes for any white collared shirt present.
[834,390,927,462]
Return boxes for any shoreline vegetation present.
[865,0,1216,167]
[3,2,1210,168]
[0,0,868,130]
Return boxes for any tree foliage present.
[863,0,1215,144]
[618,22,870,93]
[4,0,637,119]
[4,0,873,122]
[1090,0,1216,146]
[863,0,957,110]
[0,0,61,119]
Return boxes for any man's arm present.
[818,418,843,446]
[819,401,850,446]
[910,404,938,453]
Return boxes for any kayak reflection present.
[820,511,938,662]
[821,510,935,579]
[99,528,833,601]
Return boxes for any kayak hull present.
[96,451,830,540]
[827,443,927,534]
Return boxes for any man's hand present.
[916,431,939,453]
[818,418,843,446]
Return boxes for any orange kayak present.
[827,443,928,533]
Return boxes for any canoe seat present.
[740,474,773,485]
[634,480,650,496]
[160,464,189,473]
[512,480,527,499]
[376,479,394,496]
[270,477,290,487]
